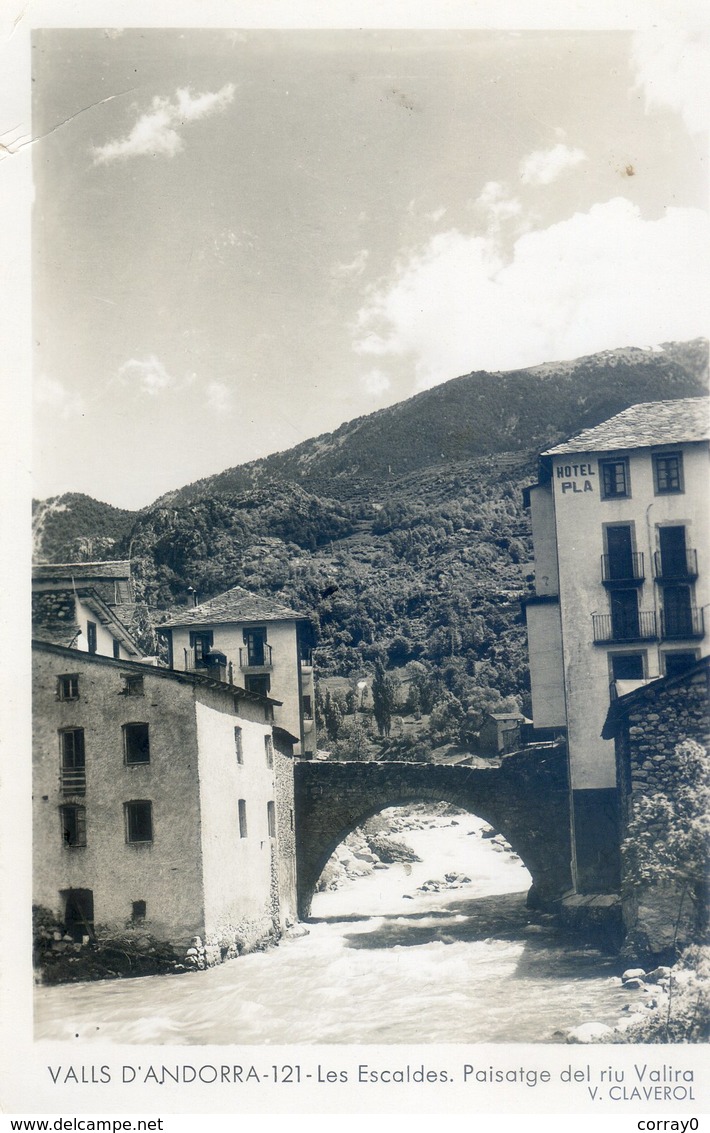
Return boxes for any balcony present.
[592,610,658,644]
[653,548,698,584]
[660,606,705,641]
[239,643,273,671]
[184,649,234,684]
[61,767,86,796]
[601,552,645,587]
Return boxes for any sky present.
[30,22,710,510]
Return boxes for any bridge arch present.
[294,745,572,918]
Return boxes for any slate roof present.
[544,397,710,456]
[33,560,132,581]
[159,585,307,629]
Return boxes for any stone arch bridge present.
[294,742,572,917]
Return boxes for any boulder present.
[566,1022,614,1044]
[621,967,646,982]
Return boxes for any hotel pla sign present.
[555,461,595,495]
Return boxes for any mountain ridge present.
[150,337,709,508]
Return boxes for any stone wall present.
[611,661,710,957]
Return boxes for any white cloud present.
[473,181,523,227]
[631,27,710,135]
[354,198,710,391]
[117,355,174,396]
[92,83,236,165]
[206,381,234,414]
[520,144,587,186]
[34,374,85,418]
[333,248,370,279]
[360,368,392,398]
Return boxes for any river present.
[34,810,627,1045]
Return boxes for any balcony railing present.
[601,552,645,586]
[184,649,234,684]
[239,644,273,670]
[660,606,705,640]
[653,548,698,583]
[592,610,658,643]
[61,767,86,796]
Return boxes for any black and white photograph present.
[2,0,709,1121]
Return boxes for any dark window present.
[245,674,271,698]
[234,726,243,764]
[60,805,86,847]
[122,674,144,697]
[57,674,79,701]
[663,585,693,637]
[190,631,213,665]
[243,627,267,666]
[654,452,684,494]
[600,458,630,499]
[265,735,274,769]
[125,800,152,843]
[62,888,94,941]
[610,590,639,640]
[663,651,698,677]
[86,621,98,654]
[610,653,645,680]
[238,799,248,838]
[131,900,146,922]
[604,525,635,580]
[658,526,688,578]
[60,728,86,795]
[267,801,276,838]
[113,640,121,660]
[302,694,313,720]
[124,723,150,765]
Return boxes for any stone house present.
[32,560,145,661]
[157,585,316,758]
[477,710,528,757]
[602,656,709,953]
[33,640,298,955]
[523,397,709,894]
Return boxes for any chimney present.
[187,586,198,608]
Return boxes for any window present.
[302,694,313,720]
[57,674,79,701]
[125,800,153,843]
[658,526,689,579]
[663,651,698,677]
[60,805,86,847]
[599,458,630,499]
[86,621,98,654]
[238,799,248,838]
[245,674,271,698]
[265,734,274,769]
[60,728,86,795]
[131,900,146,922]
[122,674,144,697]
[190,631,213,665]
[243,627,267,666]
[654,451,684,494]
[662,585,694,638]
[124,723,150,765]
[267,801,276,839]
[113,640,121,660]
[610,653,645,681]
[610,589,640,640]
[234,726,244,764]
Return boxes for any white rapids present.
[34,812,624,1045]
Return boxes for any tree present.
[372,660,398,738]
[322,689,344,743]
[622,739,710,946]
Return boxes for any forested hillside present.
[32,340,709,753]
